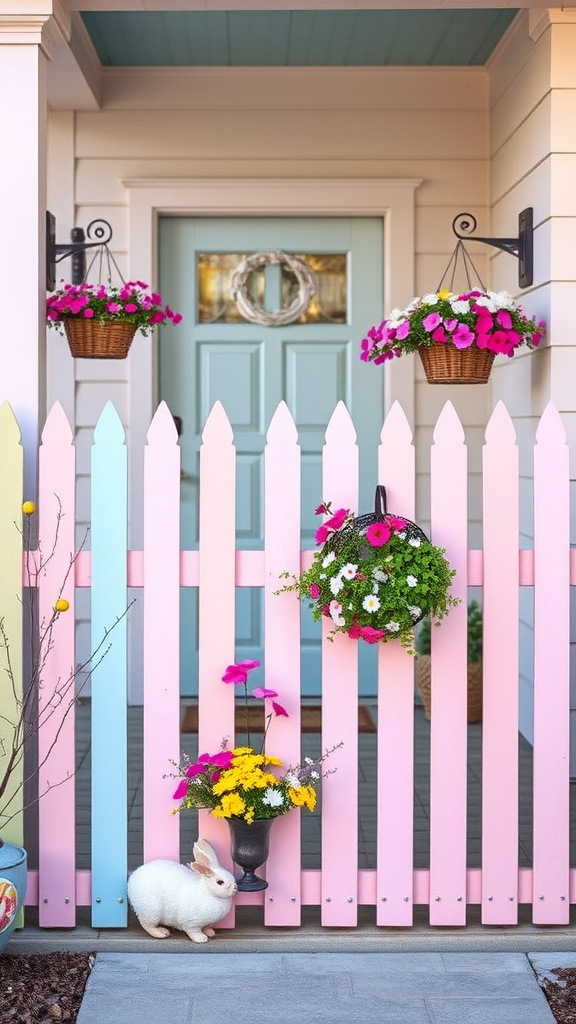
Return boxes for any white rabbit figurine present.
[127,838,237,943]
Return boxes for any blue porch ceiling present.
[81,8,518,67]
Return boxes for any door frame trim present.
[123,176,421,543]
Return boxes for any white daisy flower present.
[450,298,470,315]
[384,622,400,632]
[406,575,418,587]
[408,537,421,547]
[283,772,300,787]
[262,788,285,808]
[409,605,422,619]
[362,594,381,612]
[341,562,358,579]
[322,551,336,568]
[330,575,343,596]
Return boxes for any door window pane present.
[197,252,347,324]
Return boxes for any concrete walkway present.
[73,950,558,1024]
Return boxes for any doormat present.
[181,704,376,734]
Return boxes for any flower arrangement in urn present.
[171,660,340,891]
[360,289,544,384]
[172,660,337,824]
[277,497,458,651]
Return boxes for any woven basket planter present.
[64,320,137,359]
[415,655,483,723]
[418,344,495,385]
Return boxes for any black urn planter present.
[227,818,274,892]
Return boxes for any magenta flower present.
[395,320,410,340]
[423,312,442,332]
[124,303,138,313]
[173,780,188,800]
[315,503,329,516]
[432,326,447,343]
[83,308,94,318]
[496,310,512,330]
[309,583,321,599]
[252,687,278,699]
[272,701,289,718]
[222,659,260,685]
[315,524,330,545]
[444,318,458,333]
[360,625,386,644]
[366,522,391,547]
[326,508,349,531]
[451,324,475,349]
[387,515,407,531]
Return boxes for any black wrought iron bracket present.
[452,208,533,289]
[46,211,114,291]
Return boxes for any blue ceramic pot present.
[0,838,27,954]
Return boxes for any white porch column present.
[0,2,69,496]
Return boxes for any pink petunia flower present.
[309,583,321,599]
[252,687,278,699]
[173,780,188,800]
[315,524,330,545]
[366,522,391,547]
[423,312,442,333]
[451,324,475,349]
[359,625,386,644]
[325,508,349,531]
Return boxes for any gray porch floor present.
[56,699,576,873]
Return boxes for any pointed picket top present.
[147,400,179,445]
[325,401,357,446]
[0,400,21,445]
[485,400,517,446]
[380,400,413,445]
[535,401,567,448]
[94,401,126,446]
[201,400,234,445]
[41,402,73,446]
[266,401,298,445]
[432,401,465,447]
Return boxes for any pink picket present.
[481,402,519,923]
[429,402,468,925]
[321,402,359,927]
[376,402,416,926]
[142,402,181,862]
[263,403,303,925]
[197,402,237,923]
[532,403,570,924]
[37,403,77,926]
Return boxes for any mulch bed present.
[541,967,576,1024]
[0,952,94,1023]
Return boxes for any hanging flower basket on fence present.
[277,486,458,650]
[418,342,496,385]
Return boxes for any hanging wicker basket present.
[418,343,495,385]
[64,319,138,359]
[415,655,483,723]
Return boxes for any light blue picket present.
[90,402,128,928]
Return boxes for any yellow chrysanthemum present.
[213,792,246,818]
[288,786,317,811]
[244,807,255,824]
[437,289,452,300]
[262,755,282,767]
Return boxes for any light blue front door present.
[158,216,384,696]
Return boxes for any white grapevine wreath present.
[229,250,316,327]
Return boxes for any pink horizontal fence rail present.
[8,398,573,929]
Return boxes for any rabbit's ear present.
[191,862,212,878]
[193,838,218,868]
